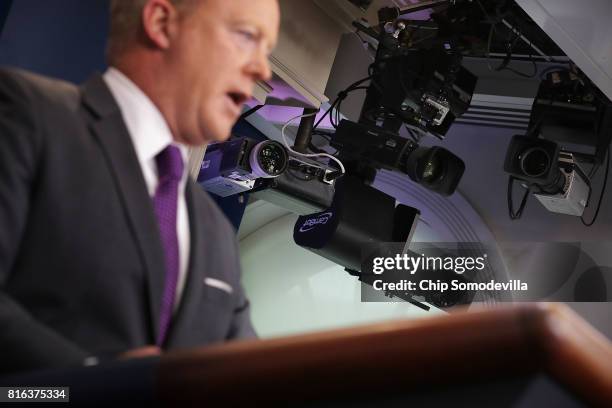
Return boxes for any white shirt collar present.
[102,67,189,175]
[102,68,192,313]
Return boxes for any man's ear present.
[141,0,179,50]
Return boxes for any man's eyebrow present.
[253,27,275,53]
[229,18,277,53]
[266,40,277,55]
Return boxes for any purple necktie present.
[152,145,183,346]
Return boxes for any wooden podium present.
[2,304,610,406]
[157,304,612,407]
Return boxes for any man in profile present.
[0,0,279,374]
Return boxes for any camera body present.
[367,47,477,136]
[504,135,590,217]
[332,119,465,196]
[198,138,288,197]
[533,153,590,217]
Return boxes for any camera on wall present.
[198,138,289,197]
[362,46,477,137]
[502,62,612,221]
[331,119,465,196]
[504,135,590,217]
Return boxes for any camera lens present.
[259,143,286,175]
[405,146,464,196]
[519,147,550,178]
[249,140,288,178]
[421,155,444,183]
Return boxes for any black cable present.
[344,75,373,91]
[475,0,495,24]
[481,2,539,79]
[334,97,342,128]
[313,98,340,130]
[497,22,522,70]
[504,19,538,78]
[525,97,555,138]
[503,45,538,78]
[313,77,372,130]
[332,87,369,128]
[237,104,264,122]
[507,176,531,220]
[581,146,610,227]
[486,19,538,79]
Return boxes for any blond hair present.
[106,0,192,62]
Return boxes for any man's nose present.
[247,51,273,82]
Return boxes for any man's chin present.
[185,124,232,146]
[206,128,233,144]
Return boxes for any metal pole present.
[293,107,318,153]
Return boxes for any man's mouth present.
[226,91,249,110]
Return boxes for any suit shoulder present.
[0,67,80,111]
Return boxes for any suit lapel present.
[80,74,166,343]
[165,181,207,347]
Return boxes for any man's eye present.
[237,30,258,42]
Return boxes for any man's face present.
[168,0,279,145]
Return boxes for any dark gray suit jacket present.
[0,67,256,375]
